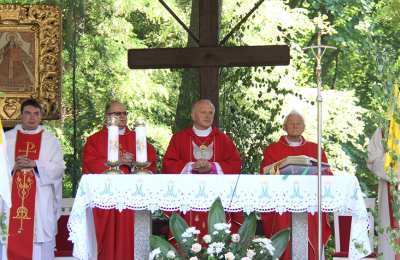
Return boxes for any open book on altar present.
[263,155,331,175]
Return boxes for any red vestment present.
[82,127,157,260]
[162,127,242,236]
[260,135,332,260]
[8,131,42,260]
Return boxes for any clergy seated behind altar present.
[162,99,243,236]
[1,99,65,260]
[82,100,157,260]
[259,110,332,260]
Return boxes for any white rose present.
[189,257,198,260]
[166,250,176,259]
[203,234,212,244]
[191,243,202,253]
[207,242,225,255]
[231,233,240,243]
[241,257,251,260]
[246,249,256,258]
[225,251,235,260]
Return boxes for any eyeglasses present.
[107,111,128,116]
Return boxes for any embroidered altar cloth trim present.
[68,174,371,260]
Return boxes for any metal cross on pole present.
[303,23,336,260]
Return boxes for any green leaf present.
[236,213,257,252]
[207,197,226,235]
[149,235,177,252]
[150,235,183,260]
[271,229,290,258]
[169,213,189,246]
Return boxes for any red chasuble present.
[7,131,42,260]
[82,127,157,260]
[162,127,242,237]
[260,135,332,260]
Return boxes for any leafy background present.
[1,0,399,256]
[1,0,397,198]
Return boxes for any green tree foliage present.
[219,1,316,172]
[2,0,400,254]
[0,1,398,211]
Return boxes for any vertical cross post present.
[199,0,220,125]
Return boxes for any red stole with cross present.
[7,130,42,260]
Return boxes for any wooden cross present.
[128,0,290,126]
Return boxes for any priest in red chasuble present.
[162,99,242,236]
[260,110,332,260]
[2,99,65,260]
[82,100,157,260]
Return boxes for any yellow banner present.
[385,85,400,173]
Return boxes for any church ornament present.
[0,4,62,127]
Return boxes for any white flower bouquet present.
[150,198,289,260]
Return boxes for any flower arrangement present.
[150,198,290,260]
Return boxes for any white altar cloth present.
[68,174,371,259]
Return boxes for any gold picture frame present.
[0,4,62,127]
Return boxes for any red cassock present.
[259,136,332,260]
[162,127,242,236]
[82,127,157,260]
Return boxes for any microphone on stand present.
[227,168,244,229]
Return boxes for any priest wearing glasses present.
[82,100,157,260]
[162,99,242,236]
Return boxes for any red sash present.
[7,130,42,260]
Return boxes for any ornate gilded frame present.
[0,4,62,127]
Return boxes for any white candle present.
[135,122,147,163]
[107,125,119,162]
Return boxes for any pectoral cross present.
[199,144,207,159]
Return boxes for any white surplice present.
[367,128,398,259]
[1,124,65,260]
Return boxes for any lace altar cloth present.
[68,174,371,259]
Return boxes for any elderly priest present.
[162,99,242,236]
[260,110,332,260]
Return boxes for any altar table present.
[68,174,371,259]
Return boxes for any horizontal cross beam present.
[128,45,290,69]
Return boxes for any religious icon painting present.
[0,4,62,127]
